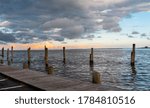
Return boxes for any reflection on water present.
[2,48,150,90]
[131,65,137,74]
[131,65,137,82]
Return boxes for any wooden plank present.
[56,83,99,91]
[13,75,86,90]
[0,85,24,90]
[4,72,47,80]
[31,77,83,89]
[27,81,82,91]
[0,65,18,72]
[2,69,47,77]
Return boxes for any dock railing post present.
[27,47,31,67]
[131,44,135,66]
[63,47,66,64]
[44,46,48,69]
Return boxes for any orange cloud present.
[0,41,103,50]
[0,42,54,50]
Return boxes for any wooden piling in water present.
[63,47,66,64]
[27,47,31,67]
[23,62,29,69]
[90,48,94,66]
[47,66,54,74]
[7,48,11,65]
[1,47,4,64]
[11,46,13,63]
[131,44,135,66]
[2,47,4,58]
[7,48,9,61]
[44,46,48,69]
[92,71,101,84]
[0,59,3,64]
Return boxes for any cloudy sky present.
[0,0,150,49]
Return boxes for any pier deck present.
[0,65,121,91]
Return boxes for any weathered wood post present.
[90,48,94,66]
[47,66,54,74]
[92,71,101,84]
[0,59,3,64]
[23,62,29,69]
[7,48,10,65]
[27,47,31,67]
[44,46,48,69]
[11,46,13,63]
[22,52,28,69]
[131,44,135,66]
[63,47,66,64]
[2,47,4,58]
[0,47,4,64]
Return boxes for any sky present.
[0,0,150,49]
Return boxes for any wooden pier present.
[0,65,122,91]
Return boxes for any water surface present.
[3,48,150,90]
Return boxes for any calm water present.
[2,48,150,90]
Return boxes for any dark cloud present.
[97,36,102,38]
[101,17,122,32]
[141,33,147,37]
[0,31,16,43]
[52,36,64,42]
[128,35,134,38]
[147,37,150,40]
[42,18,85,39]
[61,25,84,39]
[86,35,95,40]
[132,31,139,34]
[0,0,150,43]
[81,35,95,40]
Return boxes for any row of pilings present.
[0,44,136,84]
